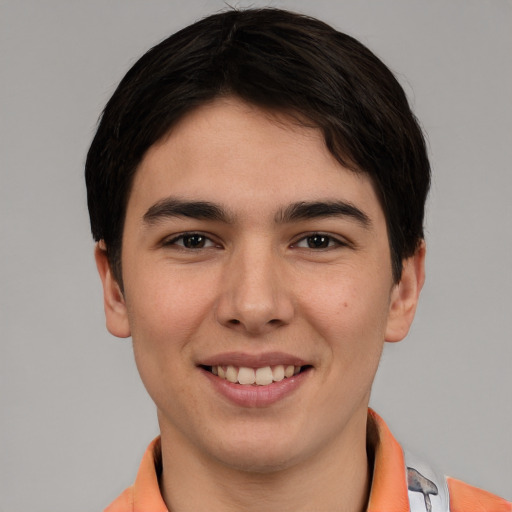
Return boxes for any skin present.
[96,97,425,512]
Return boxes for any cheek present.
[124,270,217,411]
[124,269,217,353]
[300,276,389,334]
[298,268,392,354]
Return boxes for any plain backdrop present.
[1,1,511,510]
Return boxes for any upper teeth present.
[212,365,301,385]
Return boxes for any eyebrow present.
[143,198,234,225]
[275,201,371,228]
[142,197,371,228]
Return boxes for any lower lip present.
[201,368,310,408]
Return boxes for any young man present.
[86,8,510,512]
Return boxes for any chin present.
[215,447,301,474]
[207,427,310,474]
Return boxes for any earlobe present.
[94,242,131,338]
[385,241,426,343]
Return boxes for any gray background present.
[1,0,511,510]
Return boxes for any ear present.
[94,242,131,338]
[385,241,426,343]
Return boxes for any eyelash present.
[162,232,348,250]
[162,232,219,249]
[292,233,348,250]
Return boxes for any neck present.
[158,410,371,512]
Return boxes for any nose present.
[214,241,295,335]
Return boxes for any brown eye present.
[165,233,217,249]
[306,235,331,248]
[293,233,345,250]
[182,234,206,248]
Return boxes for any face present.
[97,97,424,472]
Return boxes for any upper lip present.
[198,351,310,368]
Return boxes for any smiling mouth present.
[201,365,312,386]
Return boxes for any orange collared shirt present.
[105,410,511,512]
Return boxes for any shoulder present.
[104,486,134,512]
[102,436,167,512]
[447,477,511,512]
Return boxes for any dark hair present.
[86,8,430,284]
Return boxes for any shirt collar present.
[367,408,410,511]
[128,409,409,511]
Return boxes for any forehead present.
[127,97,385,226]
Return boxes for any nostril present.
[229,319,241,325]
